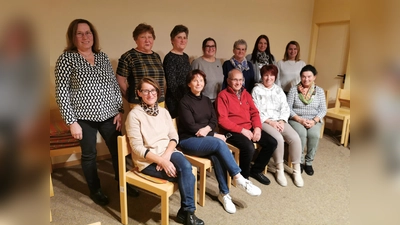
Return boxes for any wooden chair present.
[118,135,197,225]
[320,89,329,138]
[324,88,350,147]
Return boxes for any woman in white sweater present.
[252,64,303,187]
[125,77,204,225]
[276,40,306,94]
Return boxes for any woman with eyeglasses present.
[222,39,255,93]
[178,70,261,214]
[246,35,276,83]
[163,24,191,118]
[191,37,224,102]
[125,77,204,225]
[54,19,138,206]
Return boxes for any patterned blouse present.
[287,85,327,121]
[55,51,123,125]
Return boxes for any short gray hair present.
[233,39,247,49]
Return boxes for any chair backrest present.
[118,135,131,158]
[334,88,350,109]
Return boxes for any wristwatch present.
[118,108,125,114]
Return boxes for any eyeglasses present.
[140,89,157,95]
[205,45,216,48]
[76,31,93,38]
[229,78,244,82]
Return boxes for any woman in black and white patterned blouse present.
[55,19,138,206]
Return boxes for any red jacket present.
[216,86,262,133]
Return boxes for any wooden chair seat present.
[324,88,350,147]
[118,135,197,225]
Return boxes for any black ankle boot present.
[184,211,204,225]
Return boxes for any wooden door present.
[310,21,350,105]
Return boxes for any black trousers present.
[78,117,120,193]
[226,130,277,178]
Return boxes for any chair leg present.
[344,119,350,147]
[120,182,128,225]
[340,119,348,145]
[50,175,54,197]
[227,172,231,189]
[198,165,206,207]
[161,192,169,225]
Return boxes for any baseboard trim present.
[52,154,111,169]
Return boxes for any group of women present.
[54,19,327,225]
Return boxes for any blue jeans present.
[78,117,120,193]
[227,130,277,178]
[141,152,196,212]
[180,136,241,195]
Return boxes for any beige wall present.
[49,0,314,163]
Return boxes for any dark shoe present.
[126,184,140,197]
[177,209,204,225]
[250,171,271,185]
[176,208,186,223]
[304,165,314,176]
[185,211,204,225]
[90,189,109,206]
[300,164,304,174]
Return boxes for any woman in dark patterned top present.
[117,23,165,108]
[163,24,192,118]
[55,19,138,206]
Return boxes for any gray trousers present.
[289,120,322,166]
[261,123,302,165]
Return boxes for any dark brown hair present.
[202,37,217,52]
[170,24,189,40]
[186,69,207,87]
[64,19,100,53]
[133,23,156,40]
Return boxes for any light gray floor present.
[50,135,350,225]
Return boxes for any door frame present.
[308,20,350,92]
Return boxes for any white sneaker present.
[218,193,236,214]
[237,179,262,196]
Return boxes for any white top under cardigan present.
[251,83,290,123]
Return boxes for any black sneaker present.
[249,171,271,185]
[185,211,204,225]
[304,165,314,176]
[176,208,186,223]
[90,189,109,206]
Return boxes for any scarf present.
[230,56,249,71]
[297,82,316,105]
[140,101,159,116]
[256,51,270,65]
